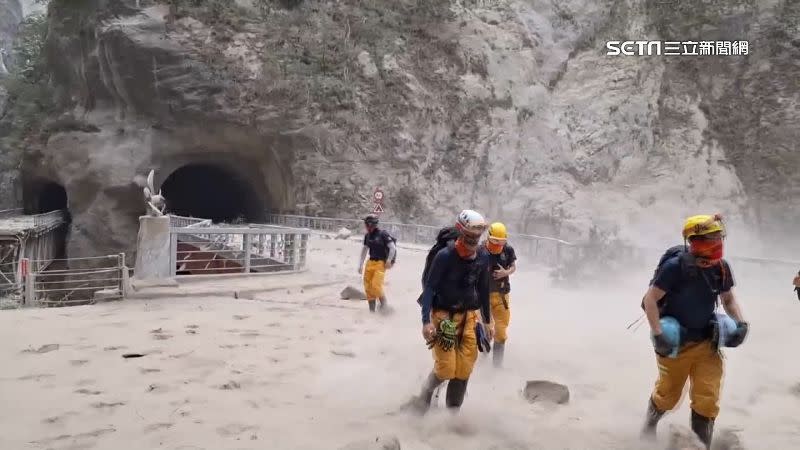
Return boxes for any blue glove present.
[653,333,673,357]
[726,321,749,348]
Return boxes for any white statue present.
[143,169,166,216]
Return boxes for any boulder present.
[335,227,353,240]
[523,380,569,405]
[340,285,366,300]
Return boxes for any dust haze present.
[2,235,795,449]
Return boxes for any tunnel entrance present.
[36,183,69,215]
[24,180,71,260]
[161,163,265,223]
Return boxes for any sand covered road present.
[0,235,798,449]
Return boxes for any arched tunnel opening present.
[26,181,71,260]
[36,183,69,217]
[160,163,265,223]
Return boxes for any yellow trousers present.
[363,259,385,300]
[651,341,723,418]
[431,309,478,380]
[490,292,511,343]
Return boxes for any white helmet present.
[456,209,487,236]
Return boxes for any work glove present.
[653,333,673,357]
[726,321,749,348]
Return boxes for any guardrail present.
[264,213,575,267]
[170,215,211,228]
[170,225,310,276]
[23,254,128,307]
[0,208,23,218]
[33,210,66,230]
[0,260,21,307]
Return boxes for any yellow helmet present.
[682,214,725,240]
[488,222,508,240]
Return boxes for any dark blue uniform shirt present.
[363,229,392,261]
[653,256,734,333]
[420,244,491,325]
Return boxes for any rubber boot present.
[641,397,665,440]
[378,296,391,315]
[445,378,468,410]
[412,372,442,415]
[368,300,376,312]
[691,410,714,450]
[493,341,505,368]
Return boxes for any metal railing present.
[0,208,23,218]
[264,213,575,267]
[170,215,212,228]
[170,225,310,276]
[0,260,21,308]
[23,254,128,307]
[33,210,66,230]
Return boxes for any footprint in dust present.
[233,315,250,320]
[331,349,356,358]
[216,423,258,438]
[146,384,171,394]
[144,423,173,433]
[70,360,90,367]
[90,402,125,410]
[185,324,199,335]
[75,389,103,396]
[21,344,60,354]
[42,411,79,425]
[30,427,116,446]
[150,328,173,340]
[18,373,54,381]
[186,324,199,329]
[216,381,242,390]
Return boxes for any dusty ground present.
[0,235,798,449]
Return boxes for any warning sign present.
[373,203,385,214]
[373,189,384,203]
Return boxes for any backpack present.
[417,226,460,306]
[640,245,728,313]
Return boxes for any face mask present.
[690,238,724,261]
[486,240,504,255]
[455,237,477,259]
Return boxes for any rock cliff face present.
[0,0,22,75]
[4,0,799,258]
[0,0,23,208]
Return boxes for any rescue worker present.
[413,209,494,413]
[484,222,517,368]
[641,214,749,449]
[357,214,396,313]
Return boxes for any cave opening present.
[161,163,265,223]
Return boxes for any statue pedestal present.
[133,215,172,281]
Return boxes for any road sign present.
[373,203,384,214]
[373,189,384,203]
